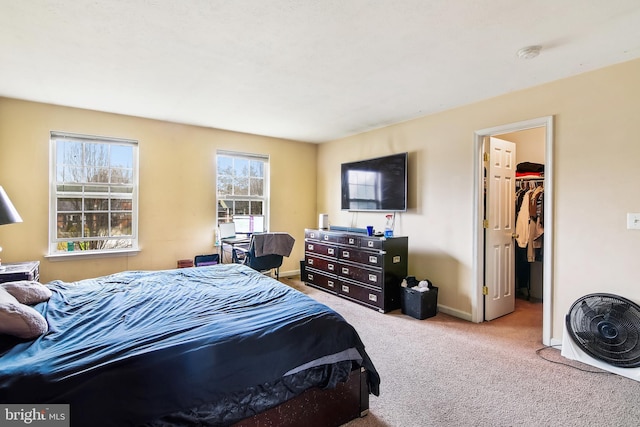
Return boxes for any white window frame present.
[216,150,269,235]
[47,131,140,259]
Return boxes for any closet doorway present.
[472,116,554,346]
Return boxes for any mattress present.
[0,263,379,426]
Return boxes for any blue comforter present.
[0,264,379,426]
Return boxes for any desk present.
[220,237,250,263]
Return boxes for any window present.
[49,132,138,256]
[216,150,269,234]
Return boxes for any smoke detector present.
[517,45,542,59]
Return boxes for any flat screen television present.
[341,152,408,212]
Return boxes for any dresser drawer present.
[305,254,338,274]
[319,231,341,244]
[304,268,338,294]
[338,248,383,267]
[337,262,382,287]
[305,241,337,258]
[305,229,321,240]
[338,280,383,310]
[338,234,360,247]
[360,237,383,250]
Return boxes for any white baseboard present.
[437,304,472,322]
[279,269,299,278]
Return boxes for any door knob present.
[511,233,519,239]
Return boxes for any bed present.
[0,263,379,426]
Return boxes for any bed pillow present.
[1,280,52,305]
[0,287,48,339]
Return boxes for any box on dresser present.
[303,228,408,313]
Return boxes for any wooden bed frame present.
[234,367,369,427]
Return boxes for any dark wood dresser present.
[303,229,408,313]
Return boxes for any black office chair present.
[194,253,220,267]
[231,233,295,280]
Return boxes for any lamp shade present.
[0,186,23,226]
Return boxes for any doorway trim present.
[472,116,554,346]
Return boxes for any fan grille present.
[566,293,640,368]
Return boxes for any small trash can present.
[300,260,306,279]
[401,286,438,319]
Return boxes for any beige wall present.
[0,99,317,282]
[317,57,640,342]
[498,127,546,165]
[2,57,640,343]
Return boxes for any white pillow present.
[1,280,52,305]
[0,287,48,339]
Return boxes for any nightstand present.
[0,261,40,283]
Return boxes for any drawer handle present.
[342,285,350,293]
[328,264,335,271]
[368,241,374,247]
[369,294,377,302]
[307,244,314,250]
[328,280,334,288]
[308,274,314,280]
[328,248,334,255]
[369,274,377,282]
[342,251,350,258]
[308,259,314,265]
[369,256,378,264]
[342,267,349,274]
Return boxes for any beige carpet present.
[283,277,640,427]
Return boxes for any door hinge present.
[483,152,489,162]
[483,286,488,295]
[483,219,489,228]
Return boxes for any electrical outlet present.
[627,213,640,229]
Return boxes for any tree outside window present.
[50,132,138,254]
[216,151,268,232]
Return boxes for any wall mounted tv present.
[341,152,408,212]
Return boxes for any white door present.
[484,137,516,320]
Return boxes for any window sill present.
[45,248,141,261]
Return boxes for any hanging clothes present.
[515,188,530,249]
[533,186,544,261]
[515,163,544,299]
[515,177,544,257]
[527,185,544,262]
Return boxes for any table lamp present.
[0,186,23,270]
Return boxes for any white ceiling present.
[1,1,640,143]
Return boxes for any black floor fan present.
[565,293,640,368]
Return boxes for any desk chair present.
[231,232,295,280]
